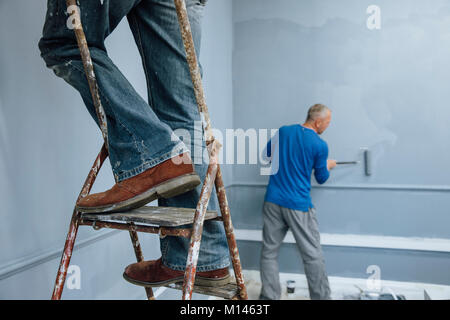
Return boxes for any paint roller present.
[363,149,371,176]
[336,149,371,176]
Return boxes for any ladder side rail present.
[174,0,248,300]
[66,0,109,149]
[51,144,108,300]
[173,0,214,144]
[181,141,220,300]
[215,166,248,300]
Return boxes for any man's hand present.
[327,159,337,171]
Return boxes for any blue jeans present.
[38,0,230,271]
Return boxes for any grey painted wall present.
[0,0,233,299]
[230,0,450,284]
[232,0,450,188]
[1,0,449,299]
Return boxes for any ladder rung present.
[165,282,239,300]
[81,206,218,227]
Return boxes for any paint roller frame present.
[335,148,371,176]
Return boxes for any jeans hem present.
[115,142,188,182]
[162,259,231,272]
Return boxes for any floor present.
[210,270,450,300]
[148,269,450,300]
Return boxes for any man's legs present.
[124,0,230,272]
[39,0,229,283]
[260,201,289,300]
[282,207,331,300]
[38,0,188,184]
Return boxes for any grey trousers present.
[259,201,331,300]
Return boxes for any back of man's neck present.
[302,122,317,133]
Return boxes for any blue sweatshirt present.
[264,124,330,211]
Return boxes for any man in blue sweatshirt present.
[260,103,336,300]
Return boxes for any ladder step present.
[81,206,218,227]
[165,282,239,300]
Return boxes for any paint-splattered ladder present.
[51,0,247,301]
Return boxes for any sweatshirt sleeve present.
[313,141,330,184]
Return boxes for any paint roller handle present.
[336,161,359,165]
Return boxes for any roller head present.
[364,149,371,176]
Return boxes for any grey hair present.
[306,103,330,122]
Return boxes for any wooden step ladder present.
[51,0,247,300]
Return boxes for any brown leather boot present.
[76,153,200,213]
[123,258,231,287]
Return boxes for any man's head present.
[305,103,331,135]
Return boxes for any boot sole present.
[77,173,201,214]
[122,272,231,288]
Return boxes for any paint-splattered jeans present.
[38,0,230,272]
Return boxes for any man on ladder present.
[38,0,231,288]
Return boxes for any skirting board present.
[0,230,120,281]
[234,229,450,253]
[229,182,450,192]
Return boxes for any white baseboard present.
[0,229,120,280]
[234,229,450,253]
